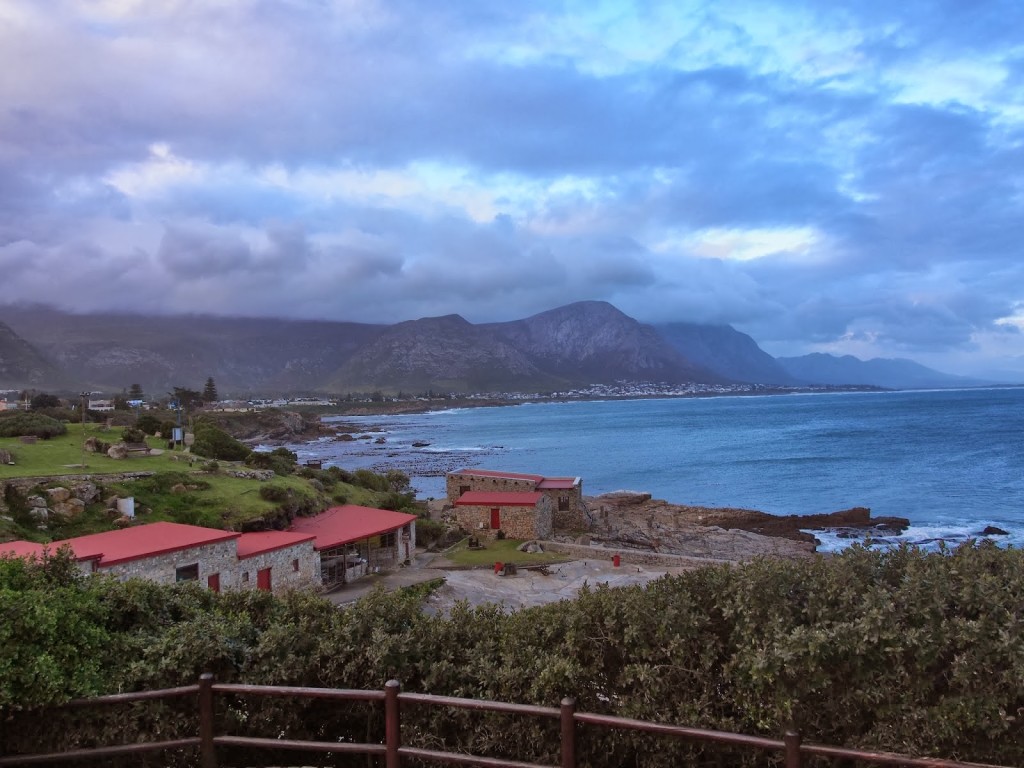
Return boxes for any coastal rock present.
[51,498,86,520]
[981,525,1009,536]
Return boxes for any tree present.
[202,377,218,403]
[128,383,144,400]
[29,393,60,411]
[169,387,203,412]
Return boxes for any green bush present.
[246,450,295,476]
[120,427,146,444]
[3,544,1024,766]
[258,485,292,503]
[0,413,67,439]
[191,421,251,462]
[135,414,162,435]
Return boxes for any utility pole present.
[80,392,89,469]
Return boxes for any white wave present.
[810,522,1021,554]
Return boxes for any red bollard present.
[494,561,504,574]
[612,554,621,567]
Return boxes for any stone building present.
[234,531,320,592]
[1,505,419,593]
[446,468,585,531]
[453,490,553,540]
[290,504,417,589]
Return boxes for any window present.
[242,572,250,583]
[381,531,396,548]
[175,563,199,582]
[292,558,300,572]
[559,495,570,511]
[459,485,470,495]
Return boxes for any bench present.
[125,442,152,456]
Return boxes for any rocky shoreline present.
[582,491,909,560]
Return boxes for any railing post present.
[784,728,801,768]
[198,673,217,768]
[560,697,576,768]
[385,679,401,768]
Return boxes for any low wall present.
[540,541,731,570]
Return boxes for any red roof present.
[236,531,316,560]
[452,468,544,483]
[0,540,50,560]
[289,505,417,550]
[62,522,240,567]
[538,477,580,490]
[455,491,543,507]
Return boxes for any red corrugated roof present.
[538,477,580,490]
[236,531,316,560]
[455,491,543,507]
[452,468,544,483]
[289,505,417,550]
[0,540,49,560]
[63,522,240,567]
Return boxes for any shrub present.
[191,421,251,462]
[0,413,67,439]
[246,450,295,476]
[135,414,162,435]
[259,485,292,503]
[121,427,146,444]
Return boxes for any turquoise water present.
[294,388,1024,550]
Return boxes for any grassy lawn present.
[0,425,188,479]
[443,537,570,567]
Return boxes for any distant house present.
[290,504,417,589]
[453,490,552,540]
[88,399,115,412]
[446,468,585,531]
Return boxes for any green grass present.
[443,538,569,567]
[0,425,188,479]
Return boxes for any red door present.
[207,573,220,592]
[256,567,272,591]
[490,508,501,529]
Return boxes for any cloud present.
[1,0,1024,376]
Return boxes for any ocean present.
[286,387,1024,552]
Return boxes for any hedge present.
[1,542,1021,766]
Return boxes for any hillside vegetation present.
[1,543,1021,766]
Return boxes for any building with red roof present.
[453,489,552,540]
[446,468,585,532]
[289,504,417,588]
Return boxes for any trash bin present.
[494,561,503,574]
[613,554,621,567]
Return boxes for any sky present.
[2,1,1024,379]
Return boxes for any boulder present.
[27,495,47,508]
[72,482,99,503]
[51,499,86,520]
[981,525,1010,536]
[170,483,188,494]
[0,449,13,465]
[107,444,128,459]
[29,507,48,521]
[45,487,71,503]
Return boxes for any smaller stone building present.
[446,468,585,531]
[454,490,553,540]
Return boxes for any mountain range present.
[0,302,1003,396]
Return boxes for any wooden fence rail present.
[0,675,1009,768]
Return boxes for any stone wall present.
[544,485,586,532]
[238,540,321,592]
[540,540,732,569]
[99,539,240,588]
[455,498,552,540]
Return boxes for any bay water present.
[292,387,1024,551]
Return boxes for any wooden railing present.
[0,675,1009,768]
